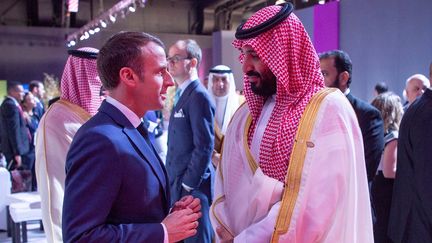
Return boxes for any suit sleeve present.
[361,107,384,182]
[182,92,215,188]
[62,131,164,243]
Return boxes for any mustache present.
[246,71,261,78]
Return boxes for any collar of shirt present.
[344,88,351,96]
[105,96,142,128]
[6,96,19,106]
[177,79,194,97]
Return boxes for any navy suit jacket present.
[166,80,215,203]
[0,97,29,160]
[346,93,384,182]
[63,100,170,243]
[33,98,45,120]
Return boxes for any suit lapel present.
[174,80,199,109]
[99,101,168,198]
[123,127,168,195]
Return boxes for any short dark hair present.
[97,31,165,90]
[29,80,42,92]
[7,81,22,92]
[374,82,388,94]
[319,50,352,87]
[181,39,202,67]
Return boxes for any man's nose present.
[242,58,253,74]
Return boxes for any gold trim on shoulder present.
[56,99,92,121]
[271,88,337,242]
[243,114,259,173]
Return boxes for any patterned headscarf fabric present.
[60,47,102,115]
[208,65,239,134]
[233,5,324,182]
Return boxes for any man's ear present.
[339,71,350,87]
[189,58,198,69]
[119,67,137,87]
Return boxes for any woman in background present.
[371,92,404,243]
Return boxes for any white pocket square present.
[174,109,185,118]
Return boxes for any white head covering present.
[208,65,239,134]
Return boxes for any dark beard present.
[247,71,277,97]
[329,75,340,89]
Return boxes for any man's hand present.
[212,152,221,167]
[216,226,234,243]
[162,208,201,243]
[14,155,22,168]
[172,195,201,213]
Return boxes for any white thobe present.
[210,89,373,242]
[35,100,91,243]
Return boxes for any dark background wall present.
[340,0,432,101]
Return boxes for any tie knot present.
[137,122,148,138]
[174,88,182,106]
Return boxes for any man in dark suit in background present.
[319,50,384,183]
[166,39,215,243]
[62,32,202,243]
[0,81,29,169]
[29,80,45,120]
[388,86,432,243]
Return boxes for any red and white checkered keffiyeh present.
[60,47,102,115]
[233,5,324,182]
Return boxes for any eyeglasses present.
[167,55,190,64]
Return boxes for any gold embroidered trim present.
[210,195,235,238]
[57,99,92,121]
[218,102,248,181]
[271,88,337,242]
[243,114,258,173]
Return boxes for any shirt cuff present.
[161,223,169,243]
[182,183,194,192]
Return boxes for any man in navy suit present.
[62,32,202,243]
[319,50,384,183]
[166,39,215,243]
[0,81,29,169]
[29,80,45,120]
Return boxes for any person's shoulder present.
[1,98,14,107]
[191,85,214,104]
[349,94,380,116]
[317,89,357,118]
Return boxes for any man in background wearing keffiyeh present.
[35,47,103,243]
[210,3,374,242]
[207,65,242,167]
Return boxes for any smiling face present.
[23,92,36,110]
[240,45,276,97]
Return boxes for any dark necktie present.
[137,122,152,147]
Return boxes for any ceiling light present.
[128,3,136,13]
[109,14,117,23]
[100,20,107,28]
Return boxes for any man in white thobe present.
[35,47,103,243]
[210,3,373,243]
